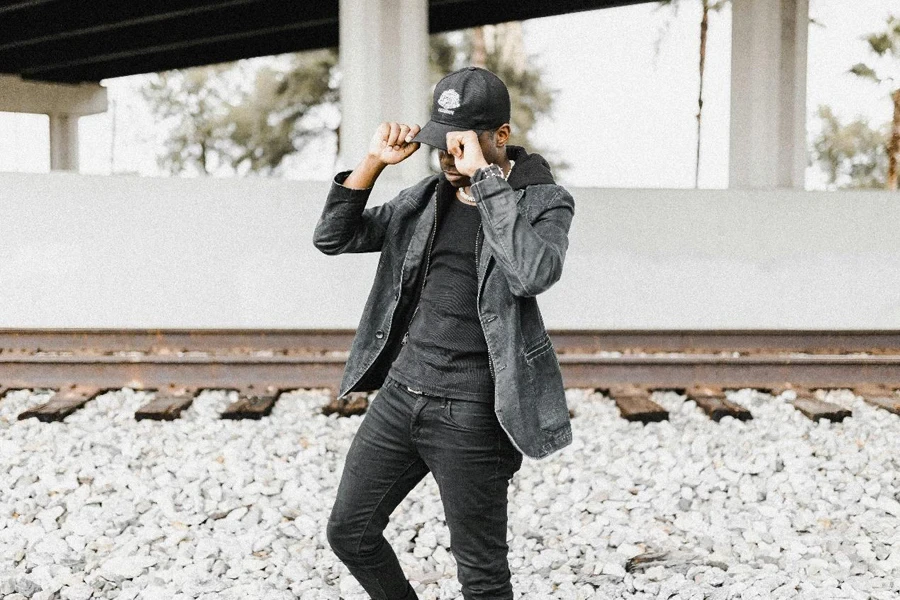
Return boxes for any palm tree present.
[655,0,729,188]
[849,14,900,190]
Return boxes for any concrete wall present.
[1,172,897,329]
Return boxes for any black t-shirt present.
[387,179,494,402]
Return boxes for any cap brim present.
[410,120,465,151]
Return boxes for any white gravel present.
[1,385,899,599]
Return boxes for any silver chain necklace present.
[456,160,514,205]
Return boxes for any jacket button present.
[375,330,385,339]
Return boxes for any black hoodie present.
[504,144,556,189]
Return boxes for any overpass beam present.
[729,0,809,189]
[339,0,430,185]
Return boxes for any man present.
[313,66,575,600]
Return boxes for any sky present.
[0,0,897,189]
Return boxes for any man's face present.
[437,130,496,188]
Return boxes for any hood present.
[505,144,555,189]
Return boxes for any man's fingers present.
[386,122,401,148]
[446,133,460,157]
[404,124,420,143]
[446,130,475,157]
[397,124,411,148]
[376,122,390,143]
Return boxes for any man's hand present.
[342,122,419,189]
[368,122,421,166]
[446,130,490,177]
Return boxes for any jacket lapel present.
[399,186,439,289]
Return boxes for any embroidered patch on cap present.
[437,89,461,114]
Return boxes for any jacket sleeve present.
[471,173,575,297]
[312,170,403,255]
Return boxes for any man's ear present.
[495,124,511,147]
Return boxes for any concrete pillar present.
[339,0,430,185]
[0,75,106,173]
[49,114,79,171]
[728,0,809,189]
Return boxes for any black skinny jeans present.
[326,374,524,599]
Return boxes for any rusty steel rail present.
[0,354,345,390]
[558,353,900,389]
[0,329,354,355]
[0,329,900,391]
[3,328,900,356]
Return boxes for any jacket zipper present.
[476,226,496,382]
[403,190,439,345]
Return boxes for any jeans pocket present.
[385,376,422,402]
[443,400,500,434]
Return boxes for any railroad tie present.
[322,388,370,417]
[221,385,282,420]
[625,550,725,573]
[852,384,900,416]
[135,387,197,421]
[685,386,753,421]
[18,385,103,422]
[605,384,668,423]
[773,385,852,422]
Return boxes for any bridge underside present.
[0,0,650,84]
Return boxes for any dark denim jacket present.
[312,166,575,460]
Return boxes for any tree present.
[141,25,564,177]
[655,0,729,188]
[810,105,889,190]
[140,50,338,176]
[848,14,900,190]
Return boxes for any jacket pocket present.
[523,332,553,362]
[524,344,570,432]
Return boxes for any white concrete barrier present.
[0,172,897,329]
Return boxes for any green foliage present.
[141,50,338,176]
[850,14,900,86]
[866,33,894,57]
[811,105,889,189]
[864,15,900,58]
[227,52,338,174]
[849,63,881,84]
[845,13,900,190]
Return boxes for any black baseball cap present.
[411,66,511,151]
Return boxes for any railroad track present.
[2,328,900,424]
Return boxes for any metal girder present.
[0,0,652,83]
